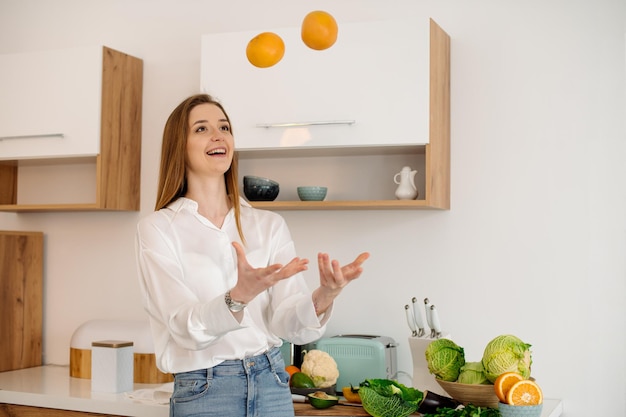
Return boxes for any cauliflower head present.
[300,349,339,388]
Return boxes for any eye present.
[194,125,207,133]
[220,124,231,132]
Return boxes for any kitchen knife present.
[411,297,426,337]
[424,298,435,338]
[430,304,442,338]
[405,304,418,336]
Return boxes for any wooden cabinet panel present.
[0,231,43,372]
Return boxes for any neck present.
[185,177,232,227]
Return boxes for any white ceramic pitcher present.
[393,166,418,200]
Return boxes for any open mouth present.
[206,148,227,156]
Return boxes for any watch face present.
[228,303,245,312]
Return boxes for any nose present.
[210,126,224,141]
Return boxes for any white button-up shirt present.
[135,197,329,374]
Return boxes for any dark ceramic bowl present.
[243,176,279,201]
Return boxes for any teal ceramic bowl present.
[297,186,327,201]
[498,403,543,417]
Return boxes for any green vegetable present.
[290,372,316,388]
[421,403,501,417]
[359,379,424,417]
[307,391,339,409]
[456,361,490,385]
[481,334,532,383]
[425,338,466,382]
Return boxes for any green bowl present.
[297,186,327,201]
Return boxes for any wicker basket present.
[435,379,499,408]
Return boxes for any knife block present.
[408,334,451,395]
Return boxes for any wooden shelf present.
[249,199,446,211]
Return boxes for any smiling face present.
[185,103,235,180]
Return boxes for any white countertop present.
[0,365,563,417]
[0,365,168,417]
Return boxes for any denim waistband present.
[174,346,282,377]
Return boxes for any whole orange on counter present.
[301,10,338,50]
[285,365,300,377]
[246,32,285,68]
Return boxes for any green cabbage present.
[359,379,424,417]
[425,338,466,382]
[481,334,532,383]
[456,361,490,385]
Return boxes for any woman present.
[135,94,369,417]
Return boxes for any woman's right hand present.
[230,242,309,303]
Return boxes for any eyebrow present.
[191,118,229,126]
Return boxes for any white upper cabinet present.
[0,46,102,160]
[201,19,430,150]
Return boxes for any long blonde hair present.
[154,94,245,242]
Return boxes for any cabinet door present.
[0,46,102,160]
[201,19,430,150]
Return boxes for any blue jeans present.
[169,347,294,417]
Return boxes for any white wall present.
[1,1,624,416]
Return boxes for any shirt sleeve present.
[136,215,244,352]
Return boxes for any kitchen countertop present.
[0,365,563,417]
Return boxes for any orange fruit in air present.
[301,10,338,50]
[506,379,543,405]
[285,365,300,377]
[246,32,285,68]
[494,372,524,403]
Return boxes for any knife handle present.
[405,305,417,336]
[431,305,442,337]
[424,298,433,328]
[411,298,424,327]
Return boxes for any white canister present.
[91,340,134,393]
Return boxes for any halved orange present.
[246,32,285,68]
[301,10,338,50]
[342,386,362,403]
[506,379,543,405]
[494,372,524,403]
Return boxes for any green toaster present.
[315,334,397,392]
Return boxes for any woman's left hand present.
[312,251,370,315]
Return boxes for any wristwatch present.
[225,290,247,312]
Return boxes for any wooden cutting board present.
[0,231,44,372]
[293,402,422,416]
[293,402,371,416]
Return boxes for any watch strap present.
[225,290,247,312]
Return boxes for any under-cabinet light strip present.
[0,133,65,141]
[256,120,355,128]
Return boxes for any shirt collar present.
[166,196,252,212]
